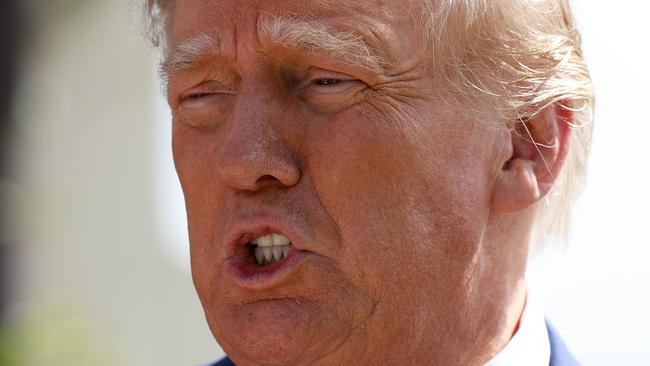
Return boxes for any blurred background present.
[0,0,648,365]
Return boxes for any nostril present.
[256,174,281,185]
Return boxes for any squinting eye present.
[184,92,213,100]
[177,79,235,110]
[179,91,232,110]
[313,78,342,86]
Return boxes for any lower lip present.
[224,248,309,290]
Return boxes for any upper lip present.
[225,214,307,259]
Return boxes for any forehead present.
[169,0,419,52]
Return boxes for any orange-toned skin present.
[165,1,571,365]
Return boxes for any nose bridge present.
[217,75,300,192]
[235,74,279,132]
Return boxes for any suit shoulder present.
[205,357,235,366]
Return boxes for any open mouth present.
[225,225,308,289]
[248,233,292,266]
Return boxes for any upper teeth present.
[251,233,291,247]
[250,234,291,266]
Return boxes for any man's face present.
[167,0,508,364]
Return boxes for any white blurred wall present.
[12,1,222,365]
[533,1,650,365]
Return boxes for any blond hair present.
[143,0,594,249]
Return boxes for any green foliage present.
[0,303,120,366]
[0,329,19,366]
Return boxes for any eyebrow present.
[160,32,223,81]
[160,14,389,80]
[258,14,385,69]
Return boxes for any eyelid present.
[305,68,356,82]
[298,69,366,96]
[176,81,236,112]
[180,80,235,100]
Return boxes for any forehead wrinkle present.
[160,30,224,80]
[257,13,389,71]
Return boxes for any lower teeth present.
[254,244,291,266]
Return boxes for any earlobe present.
[491,103,572,213]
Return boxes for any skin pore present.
[165,1,570,365]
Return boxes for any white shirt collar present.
[484,284,550,366]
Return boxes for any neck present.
[463,209,533,365]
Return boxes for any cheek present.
[302,106,495,301]
[172,124,229,221]
[172,126,229,294]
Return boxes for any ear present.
[491,103,572,213]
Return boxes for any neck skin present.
[464,207,536,366]
[395,207,535,366]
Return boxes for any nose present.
[216,87,301,192]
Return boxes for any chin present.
[209,298,342,365]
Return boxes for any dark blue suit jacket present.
[207,321,580,366]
